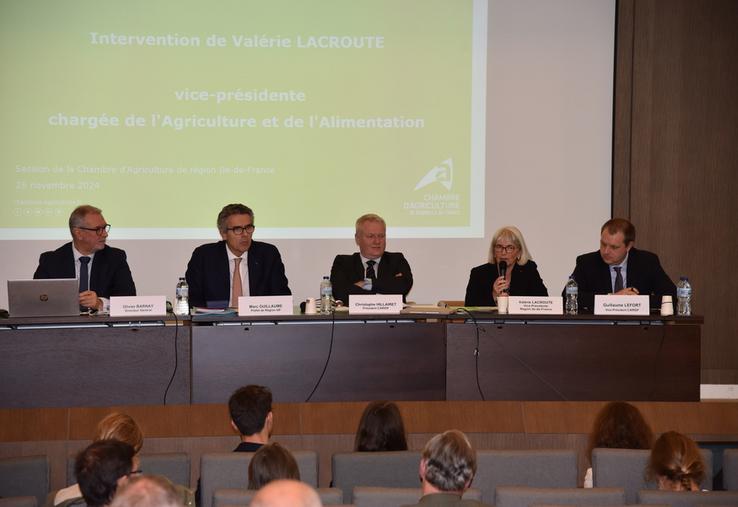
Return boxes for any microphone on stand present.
[499,261,508,294]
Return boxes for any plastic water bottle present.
[565,276,578,315]
[174,277,190,316]
[320,276,333,314]
[363,277,373,291]
[677,276,692,316]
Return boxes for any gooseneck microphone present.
[499,261,508,294]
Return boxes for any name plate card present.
[594,295,650,315]
[508,296,563,315]
[110,296,167,317]
[349,294,403,315]
[238,296,294,316]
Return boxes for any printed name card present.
[238,296,294,316]
[349,294,403,315]
[110,296,167,317]
[508,296,563,315]
[594,295,650,315]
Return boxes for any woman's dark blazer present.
[464,260,548,306]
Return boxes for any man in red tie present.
[185,203,291,309]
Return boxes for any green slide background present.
[0,0,482,236]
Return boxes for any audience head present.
[110,475,184,507]
[75,440,136,507]
[488,226,532,266]
[69,204,109,254]
[250,479,322,507]
[354,213,386,260]
[599,218,635,266]
[217,203,255,257]
[647,431,705,492]
[354,400,408,452]
[248,442,301,489]
[420,430,477,494]
[587,401,653,462]
[95,412,144,454]
[229,385,273,440]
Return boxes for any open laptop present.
[7,278,80,317]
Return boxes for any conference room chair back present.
[592,447,714,503]
[352,487,481,507]
[200,451,318,507]
[0,497,38,507]
[592,448,657,504]
[212,487,343,507]
[638,489,738,506]
[65,452,190,488]
[331,451,422,503]
[0,456,49,507]
[474,449,579,504]
[722,448,738,491]
[495,486,625,507]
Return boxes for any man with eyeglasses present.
[330,213,413,304]
[565,218,676,312]
[33,204,136,312]
[185,203,290,308]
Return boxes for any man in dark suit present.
[566,218,676,312]
[330,213,413,304]
[185,203,290,308]
[33,204,136,312]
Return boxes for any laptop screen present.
[7,278,80,318]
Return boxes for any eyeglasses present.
[128,469,143,476]
[76,224,111,235]
[226,224,255,235]
[494,244,517,253]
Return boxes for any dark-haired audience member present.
[53,412,193,507]
[54,412,144,506]
[73,440,136,507]
[111,475,184,507]
[647,431,705,491]
[355,401,408,452]
[248,443,300,489]
[195,385,273,504]
[405,430,489,507]
[229,384,274,451]
[584,401,653,487]
[251,480,322,507]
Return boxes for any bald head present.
[250,480,322,507]
[111,475,183,507]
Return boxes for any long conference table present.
[0,311,702,408]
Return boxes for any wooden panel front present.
[447,321,700,401]
[191,321,447,403]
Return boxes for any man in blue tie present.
[33,205,136,312]
[565,218,676,312]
